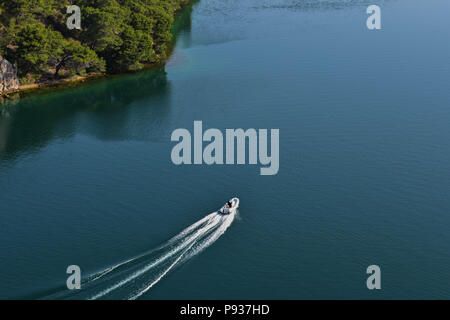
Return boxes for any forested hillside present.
[0,0,191,84]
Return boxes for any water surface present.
[1,0,450,299]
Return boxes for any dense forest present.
[0,0,192,84]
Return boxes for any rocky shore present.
[0,56,19,94]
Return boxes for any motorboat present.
[218,197,239,215]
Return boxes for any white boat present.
[218,197,239,215]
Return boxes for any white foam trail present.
[184,212,235,260]
[89,212,224,300]
[90,231,202,299]
[87,213,219,284]
[166,212,217,244]
[129,239,197,300]
[130,212,236,300]
[86,213,217,285]
[88,255,138,282]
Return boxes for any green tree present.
[0,0,192,79]
[13,23,56,76]
[116,25,155,71]
[54,39,105,76]
[148,6,174,57]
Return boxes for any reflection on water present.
[0,0,392,161]
[0,70,171,159]
[0,2,199,160]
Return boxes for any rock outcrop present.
[0,56,19,93]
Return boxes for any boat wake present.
[42,211,236,300]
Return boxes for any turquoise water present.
[1,0,450,299]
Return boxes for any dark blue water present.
[1,0,450,299]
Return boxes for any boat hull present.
[218,197,239,215]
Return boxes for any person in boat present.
[221,201,233,214]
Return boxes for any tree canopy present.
[0,0,191,80]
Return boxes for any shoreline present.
[0,1,196,102]
[1,73,103,96]
[0,61,166,101]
